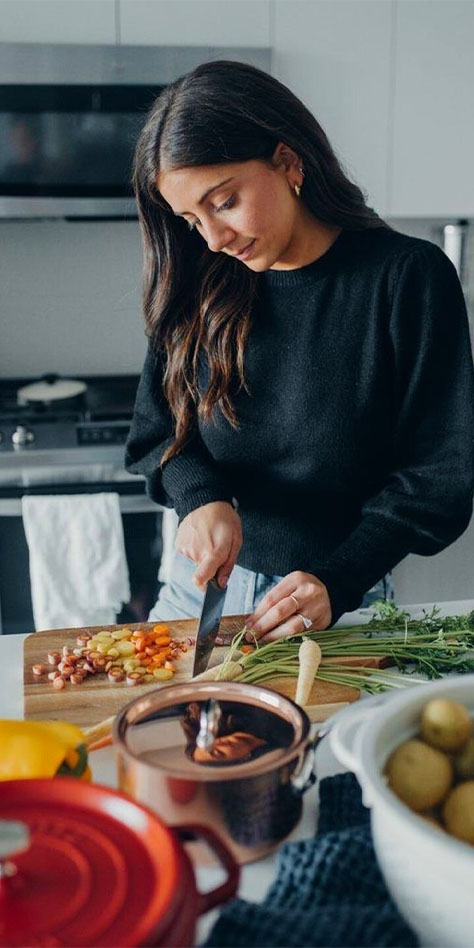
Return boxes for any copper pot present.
[113,681,316,865]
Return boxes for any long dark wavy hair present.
[133,59,389,464]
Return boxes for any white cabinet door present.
[119,0,271,47]
[273,0,393,217]
[0,0,116,44]
[390,0,474,217]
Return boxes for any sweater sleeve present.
[124,346,234,520]
[315,244,474,625]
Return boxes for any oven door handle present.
[0,493,162,516]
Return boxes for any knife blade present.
[192,577,227,677]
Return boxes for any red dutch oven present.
[0,778,239,947]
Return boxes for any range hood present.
[0,42,270,220]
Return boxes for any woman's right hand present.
[175,501,243,591]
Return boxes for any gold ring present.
[290,593,299,611]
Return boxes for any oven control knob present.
[12,425,35,446]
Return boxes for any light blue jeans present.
[149,551,394,622]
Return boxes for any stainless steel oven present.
[0,375,165,634]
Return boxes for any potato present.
[453,736,474,780]
[443,782,474,843]
[385,739,453,811]
[421,698,471,752]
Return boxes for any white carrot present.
[193,660,243,682]
[295,639,322,706]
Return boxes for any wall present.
[1,219,146,376]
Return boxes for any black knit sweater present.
[125,227,474,624]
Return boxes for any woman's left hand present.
[245,571,332,643]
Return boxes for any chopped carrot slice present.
[153,624,169,635]
[155,636,171,647]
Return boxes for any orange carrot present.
[155,636,171,647]
[88,735,113,752]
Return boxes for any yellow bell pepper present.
[0,720,92,781]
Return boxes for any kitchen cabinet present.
[0,0,116,44]
[389,1,474,217]
[119,0,271,47]
[273,1,393,217]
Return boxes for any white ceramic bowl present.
[329,675,474,948]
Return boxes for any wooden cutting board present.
[23,615,370,728]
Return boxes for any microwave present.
[0,43,270,219]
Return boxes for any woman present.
[125,60,474,643]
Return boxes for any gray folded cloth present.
[204,772,418,948]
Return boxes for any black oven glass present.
[0,85,164,197]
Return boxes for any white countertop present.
[2,599,474,944]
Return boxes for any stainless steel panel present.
[0,197,138,219]
[0,494,160,516]
[0,446,128,470]
[0,42,270,85]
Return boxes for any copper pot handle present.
[290,736,318,793]
[171,823,240,915]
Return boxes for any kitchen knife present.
[192,577,227,677]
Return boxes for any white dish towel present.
[22,493,131,631]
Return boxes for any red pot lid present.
[0,778,187,948]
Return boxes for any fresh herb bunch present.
[221,600,474,695]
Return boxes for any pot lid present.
[0,778,184,947]
[17,377,87,404]
[116,681,308,780]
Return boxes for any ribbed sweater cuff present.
[314,516,411,626]
[161,450,234,521]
